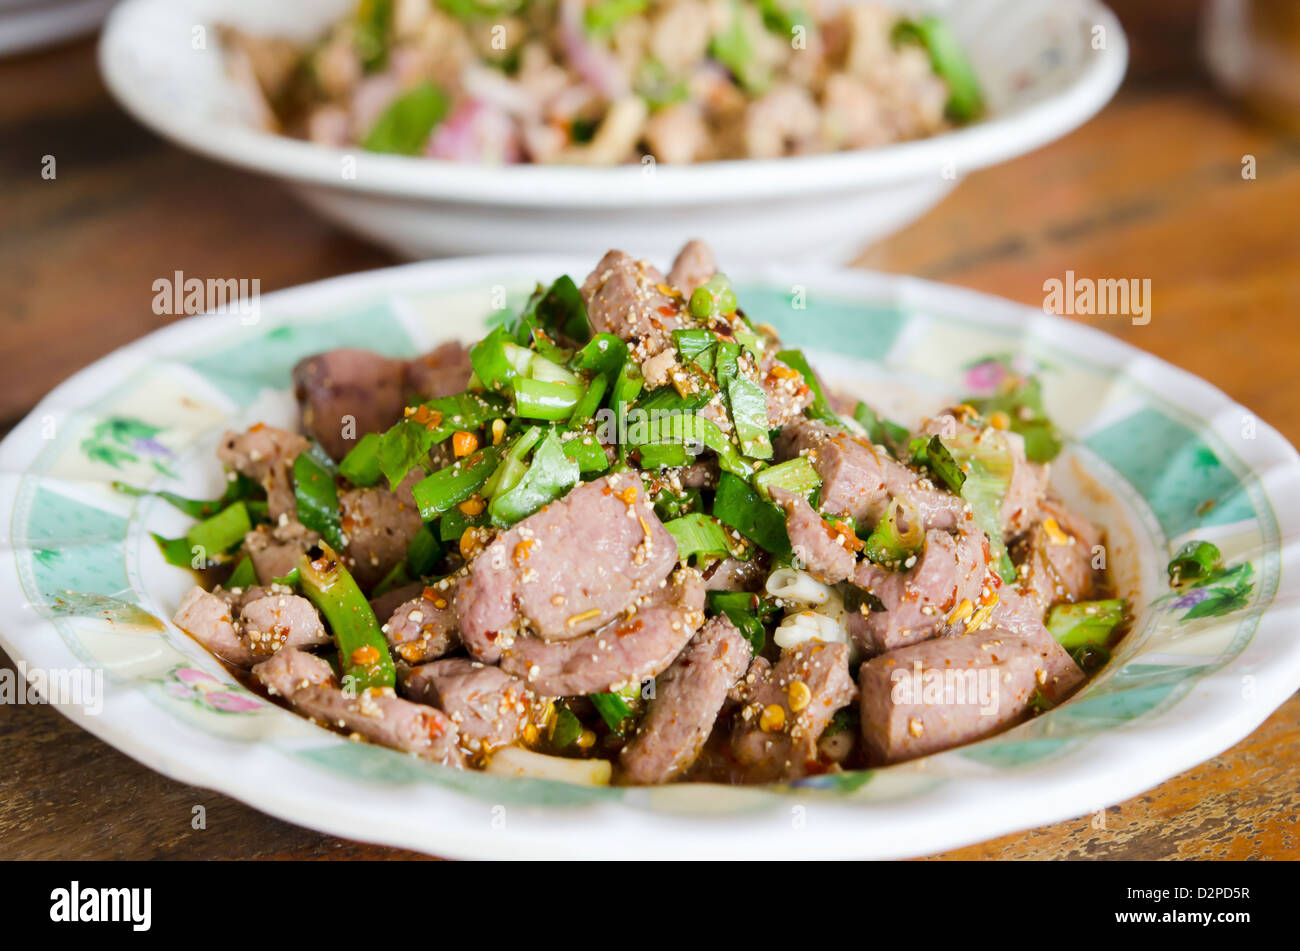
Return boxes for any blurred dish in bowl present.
[100,0,1126,261]
[221,0,984,165]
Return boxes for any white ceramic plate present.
[97,0,1127,262]
[2,255,1297,859]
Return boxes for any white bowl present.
[98,0,1127,262]
[2,254,1297,860]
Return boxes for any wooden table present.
[2,24,1297,860]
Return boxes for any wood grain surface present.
[1,9,1296,860]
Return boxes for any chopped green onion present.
[470,325,524,393]
[714,340,741,387]
[514,275,591,345]
[297,548,396,691]
[272,566,301,588]
[1167,540,1222,587]
[653,486,703,522]
[571,332,628,383]
[711,1,769,94]
[484,426,544,499]
[338,432,383,487]
[567,374,608,426]
[639,442,692,469]
[439,505,487,543]
[589,692,634,733]
[112,473,260,519]
[188,501,253,562]
[375,391,507,490]
[557,429,610,473]
[663,513,736,560]
[707,590,776,655]
[712,472,792,560]
[489,429,580,526]
[611,358,644,466]
[673,328,717,371]
[1046,599,1126,651]
[153,532,197,569]
[636,411,753,478]
[584,0,648,35]
[353,0,393,72]
[226,555,257,590]
[912,434,966,493]
[412,447,502,521]
[1070,643,1111,674]
[893,15,984,122]
[406,523,442,577]
[515,378,586,421]
[293,450,345,551]
[753,456,820,501]
[549,704,583,748]
[528,352,583,385]
[727,375,773,459]
[370,560,411,598]
[635,386,711,415]
[863,496,924,569]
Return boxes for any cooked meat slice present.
[879,456,967,531]
[987,584,1054,640]
[173,586,259,667]
[292,348,408,461]
[1015,498,1102,608]
[367,581,424,625]
[383,583,460,664]
[666,239,717,295]
[407,340,473,401]
[217,424,308,520]
[857,625,1085,764]
[243,521,319,584]
[757,352,816,429]
[498,568,706,696]
[252,645,335,697]
[850,528,989,653]
[998,431,1049,537]
[580,250,686,355]
[239,592,330,656]
[771,486,856,584]
[456,472,678,662]
[254,648,465,767]
[297,686,465,766]
[340,476,423,590]
[731,640,856,782]
[727,654,771,705]
[619,615,750,784]
[775,417,964,530]
[702,554,768,592]
[403,658,533,752]
[775,417,888,523]
[213,583,270,614]
[678,458,720,489]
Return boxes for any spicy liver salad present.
[146,240,1129,786]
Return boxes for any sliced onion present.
[485,746,613,785]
